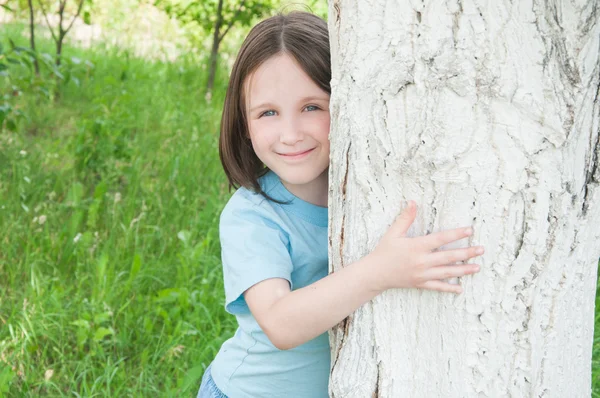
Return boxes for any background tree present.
[155,0,275,93]
[327,1,600,396]
[37,0,86,66]
[27,0,39,74]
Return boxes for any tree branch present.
[64,0,85,36]
[0,1,12,11]
[218,0,245,44]
[53,0,70,65]
[37,0,59,44]
[176,2,196,20]
[58,0,66,37]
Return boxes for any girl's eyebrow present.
[249,96,330,113]
[249,102,276,113]
[297,95,330,103]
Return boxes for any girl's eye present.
[305,105,320,112]
[260,110,276,117]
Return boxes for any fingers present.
[389,200,417,237]
[419,226,474,250]
[419,280,463,294]
[424,246,484,268]
[422,264,480,281]
[418,262,480,294]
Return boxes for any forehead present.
[244,53,328,106]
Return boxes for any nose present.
[279,116,303,145]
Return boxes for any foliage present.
[155,0,276,35]
[36,0,92,66]
[0,41,29,131]
[0,33,93,134]
[0,24,234,395]
[296,0,327,19]
[0,39,57,130]
[1,1,13,12]
[154,0,278,91]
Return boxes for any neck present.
[281,169,329,208]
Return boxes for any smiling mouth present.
[278,148,315,158]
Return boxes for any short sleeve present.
[219,201,293,315]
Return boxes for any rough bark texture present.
[327,1,600,397]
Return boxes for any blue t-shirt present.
[210,170,330,398]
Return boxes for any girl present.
[198,11,483,398]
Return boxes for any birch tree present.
[327,1,600,396]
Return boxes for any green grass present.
[1,22,600,397]
[1,24,235,396]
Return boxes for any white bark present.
[327,1,600,397]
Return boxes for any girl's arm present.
[244,201,483,350]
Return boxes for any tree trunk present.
[327,1,600,397]
[55,0,67,67]
[56,34,64,67]
[207,0,224,93]
[27,0,39,75]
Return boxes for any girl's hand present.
[367,200,483,294]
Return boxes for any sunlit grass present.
[1,23,235,396]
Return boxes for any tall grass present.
[1,24,235,396]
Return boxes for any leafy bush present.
[0,37,94,133]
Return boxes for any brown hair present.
[219,11,331,200]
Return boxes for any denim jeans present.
[197,363,228,398]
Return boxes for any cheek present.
[314,113,331,142]
[321,116,331,158]
[249,120,276,152]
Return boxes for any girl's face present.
[245,53,330,204]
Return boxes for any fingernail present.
[465,227,473,235]
[476,246,484,255]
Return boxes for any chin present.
[280,174,315,186]
[275,168,327,187]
